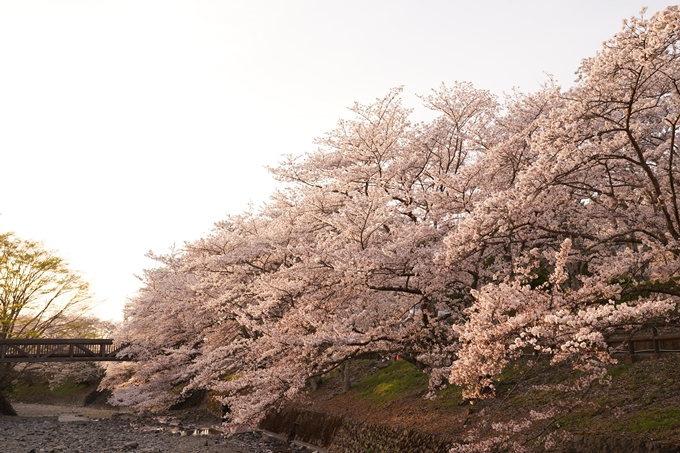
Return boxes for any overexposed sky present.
[0,1,674,320]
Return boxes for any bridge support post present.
[625,339,636,364]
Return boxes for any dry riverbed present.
[0,404,319,453]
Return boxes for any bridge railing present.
[0,339,129,363]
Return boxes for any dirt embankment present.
[266,356,680,452]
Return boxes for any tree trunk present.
[0,363,18,415]
[0,393,17,416]
[342,361,351,393]
[309,375,322,391]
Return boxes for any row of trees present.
[104,6,680,428]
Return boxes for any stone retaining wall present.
[331,416,454,453]
[260,406,680,453]
[259,406,453,453]
[557,434,680,453]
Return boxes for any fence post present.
[625,338,636,364]
[652,327,660,359]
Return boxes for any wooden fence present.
[607,329,680,363]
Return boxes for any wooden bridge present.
[0,339,128,363]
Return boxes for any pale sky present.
[0,1,675,321]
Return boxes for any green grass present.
[642,389,659,406]
[619,408,680,435]
[352,360,428,405]
[605,363,631,379]
[11,379,98,404]
[323,368,340,383]
[559,412,594,430]
[493,364,524,389]
[433,384,464,407]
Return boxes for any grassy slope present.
[10,379,101,406]
[293,356,680,448]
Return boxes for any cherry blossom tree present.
[106,84,498,423]
[448,5,680,399]
[106,6,680,433]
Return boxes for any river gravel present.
[0,404,320,453]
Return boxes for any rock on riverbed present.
[0,404,321,453]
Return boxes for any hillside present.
[285,355,680,450]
